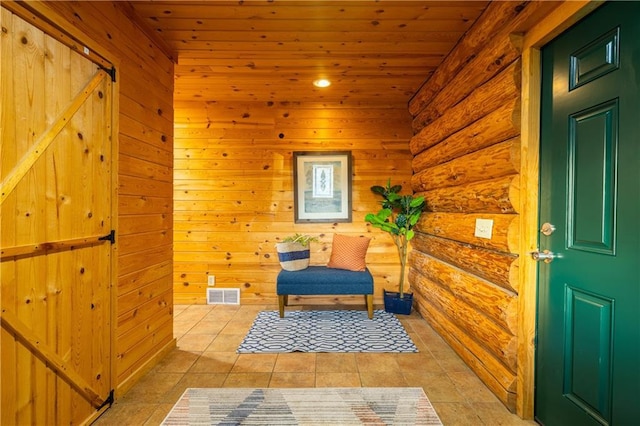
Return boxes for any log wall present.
[406,0,561,413]
[173,101,413,304]
[30,1,175,393]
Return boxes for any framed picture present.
[293,151,352,223]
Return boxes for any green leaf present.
[376,209,393,221]
[387,192,401,202]
[406,229,415,241]
[370,185,386,195]
[410,196,425,208]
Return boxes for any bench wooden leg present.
[278,295,287,318]
[365,294,373,319]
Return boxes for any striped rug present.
[162,387,443,425]
[237,310,418,353]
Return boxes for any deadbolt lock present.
[540,222,556,236]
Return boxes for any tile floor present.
[93,304,537,425]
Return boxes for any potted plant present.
[275,233,319,271]
[365,180,425,314]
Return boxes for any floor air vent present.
[206,288,240,305]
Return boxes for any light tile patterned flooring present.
[94,304,536,425]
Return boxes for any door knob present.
[531,249,559,263]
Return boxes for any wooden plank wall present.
[32,2,175,391]
[406,0,561,412]
[173,101,413,305]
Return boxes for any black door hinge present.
[98,389,114,410]
[99,65,116,82]
[99,230,116,244]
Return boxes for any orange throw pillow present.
[327,234,370,271]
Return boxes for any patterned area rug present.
[162,387,443,425]
[237,310,417,353]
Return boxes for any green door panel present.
[536,2,640,425]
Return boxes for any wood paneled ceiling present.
[128,1,491,105]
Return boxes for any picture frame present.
[293,151,352,223]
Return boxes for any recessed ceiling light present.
[313,79,331,88]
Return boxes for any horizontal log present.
[416,211,519,254]
[413,298,517,411]
[410,251,517,333]
[411,60,521,148]
[412,34,522,130]
[409,270,517,372]
[409,0,558,121]
[418,174,520,214]
[412,138,520,191]
[413,98,520,167]
[411,232,518,293]
[408,0,529,116]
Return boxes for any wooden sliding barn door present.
[1,6,115,425]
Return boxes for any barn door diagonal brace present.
[0,309,105,408]
[0,70,107,205]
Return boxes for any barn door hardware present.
[99,65,116,82]
[98,230,116,244]
[97,390,114,410]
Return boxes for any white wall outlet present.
[207,275,215,286]
[474,218,494,239]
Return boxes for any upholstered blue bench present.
[277,266,374,319]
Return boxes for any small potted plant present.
[365,180,425,314]
[275,233,319,271]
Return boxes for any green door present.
[536,2,640,425]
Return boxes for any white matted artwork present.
[293,151,352,223]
